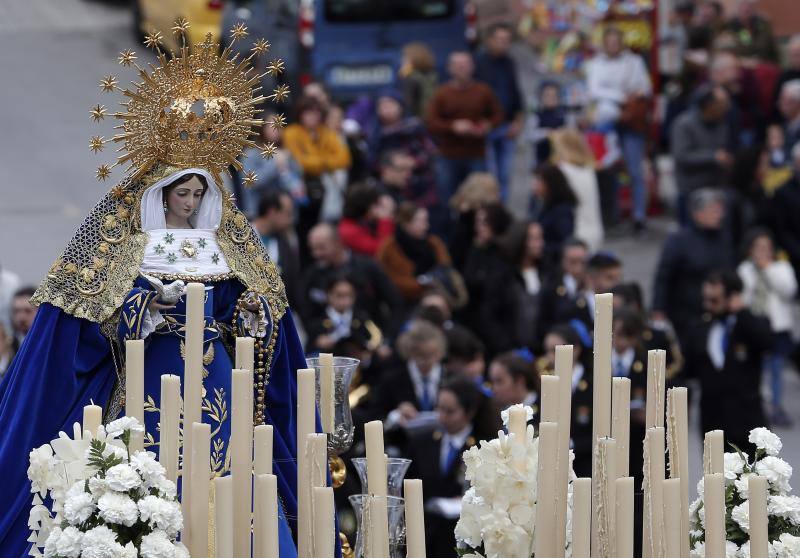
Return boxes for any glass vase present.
[351,457,411,498]
[348,494,406,558]
[305,356,359,455]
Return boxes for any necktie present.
[419,375,432,411]
[442,440,461,473]
[613,358,627,377]
[720,318,731,360]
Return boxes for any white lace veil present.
[140,167,222,231]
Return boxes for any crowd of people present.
[2,1,800,555]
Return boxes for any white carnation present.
[773,533,800,558]
[98,492,139,527]
[735,473,756,499]
[130,451,166,485]
[697,477,706,497]
[105,416,145,439]
[43,526,62,558]
[140,530,177,558]
[749,428,782,456]
[81,525,125,558]
[731,501,750,532]
[481,511,531,558]
[724,452,748,480]
[138,495,183,537]
[738,541,751,558]
[454,488,488,549]
[88,476,110,500]
[500,403,534,428]
[767,495,800,525]
[154,475,177,500]
[28,445,56,497]
[105,463,142,492]
[54,526,83,558]
[726,541,739,558]
[122,542,139,558]
[173,542,190,558]
[755,457,793,494]
[691,541,705,558]
[63,484,95,525]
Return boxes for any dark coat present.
[570,359,595,478]
[405,428,478,558]
[652,225,735,333]
[684,310,772,448]
[537,203,575,266]
[304,309,381,355]
[536,274,582,349]
[772,177,800,279]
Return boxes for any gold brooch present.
[180,239,197,259]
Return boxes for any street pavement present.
[0,0,797,486]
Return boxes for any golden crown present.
[89,19,289,187]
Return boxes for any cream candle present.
[181,282,205,528]
[254,473,279,558]
[611,377,631,477]
[365,420,388,497]
[667,387,690,558]
[646,427,666,558]
[616,477,634,558]
[319,352,335,434]
[704,473,726,558]
[125,339,145,452]
[312,487,335,558]
[540,375,560,423]
[573,478,592,558]
[82,403,102,439]
[235,336,255,372]
[254,424,273,476]
[159,374,181,483]
[663,478,682,558]
[214,475,233,558]
[748,475,769,558]
[534,422,558,558]
[592,438,617,558]
[188,422,210,557]
[297,368,316,558]
[591,293,613,558]
[369,495,391,558]
[704,430,724,475]
[231,369,253,558]
[555,344,574,555]
[404,479,426,558]
[507,405,528,441]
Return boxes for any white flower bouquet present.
[27,417,187,558]
[688,428,800,558]
[454,404,575,558]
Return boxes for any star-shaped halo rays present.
[230,22,249,42]
[89,136,105,154]
[242,170,258,188]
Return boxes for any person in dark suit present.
[532,163,577,266]
[540,323,594,477]
[251,189,302,309]
[404,377,484,558]
[304,273,382,356]
[536,238,589,349]
[684,271,772,454]
[488,350,541,424]
[371,319,448,427]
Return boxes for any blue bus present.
[224,0,475,101]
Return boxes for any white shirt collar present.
[571,363,585,392]
[442,424,473,451]
[523,392,538,407]
[612,347,636,377]
[563,274,578,296]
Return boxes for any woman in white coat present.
[551,129,605,251]
[737,228,798,427]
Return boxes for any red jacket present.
[338,218,395,257]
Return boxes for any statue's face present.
[165,176,205,223]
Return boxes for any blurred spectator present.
[301,223,400,333]
[688,1,726,51]
[652,189,735,341]
[771,35,800,123]
[377,203,454,306]
[302,81,332,111]
[399,42,439,120]
[462,203,513,337]
[251,189,301,308]
[448,172,501,269]
[778,80,800,158]
[482,221,547,354]
[551,129,605,249]
[527,81,567,166]
[537,238,589,345]
[305,273,380,355]
[0,322,12,381]
[284,96,351,224]
[427,51,504,202]
[374,320,448,424]
[773,144,800,279]
[369,92,440,221]
[488,350,541,414]
[338,182,395,257]
[0,261,20,333]
[541,323,593,476]
[709,51,763,149]
[10,286,36,354]
[670,84,733,224]
[724,0,778,63]
[405,377,495,558]
[475,23,524,200]
[376,150,415,204]
[738,228,797,426]
[684,271,771,453]
[611,308,648,485]
[444,325,486,385]
[584,26,652,231]
[239,117,305,217]
[559,252,624,331]
[532,163,577,265]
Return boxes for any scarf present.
[395,227,438,275]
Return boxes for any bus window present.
[324,0,455,22]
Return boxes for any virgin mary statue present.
[0,26,313,557]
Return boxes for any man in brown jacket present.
[426,51,504,204]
